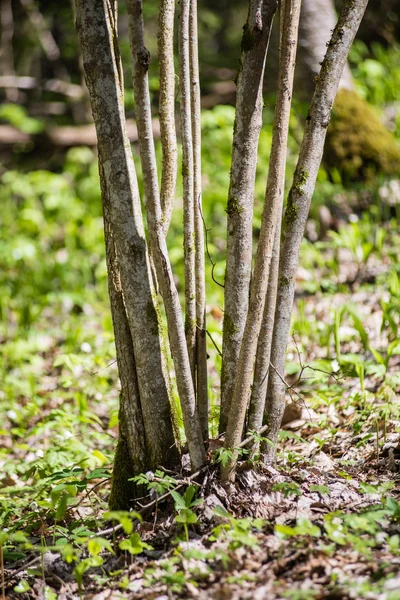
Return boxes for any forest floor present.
[2,193,400,599]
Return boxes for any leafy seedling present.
[171,485,202,542]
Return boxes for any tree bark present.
[0,0,18,102]
[76,0,179,475]
[219,0,278,434]
[158,0,177,235]
[221,0,301,483]
[104,214,147,510]
[263,0,369,464]
[190,0,209,441]
[179,0,197,381]
[126,0,206,471]
[247,216,281,436]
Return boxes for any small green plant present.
[210,506,264,550]
[310,484,331,497]
[212,446,249,467]
[272,482,303,498]
[103,510,143,534]
[119,533,153,555]
[144,557,188,594]
[282,589,318,600]
[171,486,202,542]
[131,470,178,496]
[275,518,321,539]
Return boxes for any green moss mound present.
[324,89,400,182]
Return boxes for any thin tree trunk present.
[219,0,278,434]
[19,0,69,81]
[247,216,281,435]
[221,0,301,483]
[126,0,206,471]
[158,0,177,235]
[247,6,286,439]
[179,0,197,380]
[190,0,208,440]
[76,0,179,472]
[263,0,369,464]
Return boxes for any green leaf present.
[370,347,385,365]
[310,484,331,496]
[104,510,142,533]
[119,533,152,555]
[56,494,68,521]
[171,491,187,510]
[176,509,198,525]
[14,580,31,593]
[88,537,113,556]
[213,505,231,519]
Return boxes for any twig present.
[269,361,305,404]
[291,334,343,385]
[198,196,224,289]
[89,360,117,376]
[73,478,110,509]
[206,330,222,357]
[5,556,41,584]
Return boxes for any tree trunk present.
[263,0,369,464]
[221,0,301,483]
[104,215,146,510]
[190,0,209,441]
[125,0,206,471]
[75,0,179,503]
[247,217,281,437]
[219,0,278,434]
[158,0,178,235]
[0,0,18,102]
[179,0,197,381]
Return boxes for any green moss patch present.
[324,89,400,182]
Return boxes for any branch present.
[190,0,209,441]
[179,0,197,381]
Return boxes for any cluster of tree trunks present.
[74,0,368,506]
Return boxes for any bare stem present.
[189,0,208,440]
[247,216,281,437]
[263,0,369,464]
[179,0,197,380]
[221,0,301,483]
[219,0,278,433]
